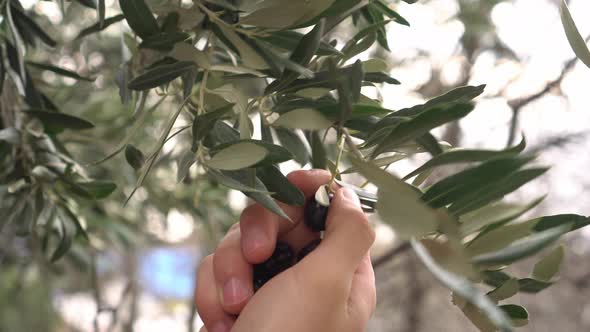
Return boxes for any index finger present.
[240,169,331,263]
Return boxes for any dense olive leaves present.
[1,1,588,331]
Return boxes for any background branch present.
[372,241,412,269]
[505,35,590,147]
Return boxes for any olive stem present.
[343,128,364,159]
[328,133,345,191]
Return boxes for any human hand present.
[195,170,376,332]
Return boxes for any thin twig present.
[123,255,138,332]
[91,251,102,332]
[328,134,345,190]
[106,281,133,332]
[343,128,364,159]
[505,35,590,147]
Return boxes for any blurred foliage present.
[0,0,589,332]
[0,264,57,331]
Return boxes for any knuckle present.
[212,245,231,268]
[241,203,264,221]
[197,254,214,276]
[350,209,375,244]
[216,231,239,252]
[332,207,375,244]
[361,220,376,245]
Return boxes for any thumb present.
[310,187,375,276]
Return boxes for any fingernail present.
[223,277,250,306]
[341,188,361,207]
[245,227,269,255]
[210,321,231,332]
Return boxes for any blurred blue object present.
[138,246,202,299]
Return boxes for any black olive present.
[220,11,239,24]
[303,194,332,232]
[297,239,322,262]
[253,241,294,291]
[202,2,239,27]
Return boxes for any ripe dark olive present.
[253,241,294,291]
[201,11,239,29]
[202,2,239,26]
[304,195,332,232]
[297,239,321,262]
[220,11,239,24]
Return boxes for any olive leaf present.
[470,225,568,266]
[192,104,235,146]
[9,3,57,48]
[274,128,309,165]
[266,19,326,93]
[274,108,333,130]
[351,158,438,238]
[373,0,410,26]
[256,165,305,206]
[501,305,529,327]
[421,156,534,209]
[412,240,514,332]
[76,14,124,39]
[27,61,95,82]
[487,279,519,303]
[128,61,196,90]
[459,196,545,236]
[259,30,341,56]
[209,139,294,166]
[119,0,160,39]
[404,137,526,180]
[139,32,190,51]
[372,103,475,157]
[207,169,271,193]
[207,141,269,170]
[560,0,590,69]
[23,110,95,134]
[216,25,268,70]
[532,245,564,282]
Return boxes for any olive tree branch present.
[343,128,364,159]
[105,282,133,332]
[505,35,590,147]
[91,251,102,332]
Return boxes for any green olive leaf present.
[119,0,160,39]
[560,0,590,69]
[532,245,564,282]
[207,142,269,171]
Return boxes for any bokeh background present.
[1,0,590,331]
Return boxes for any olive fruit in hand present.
[297,239,322,262]
[304,187,333,232]
[253,241,294,291]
